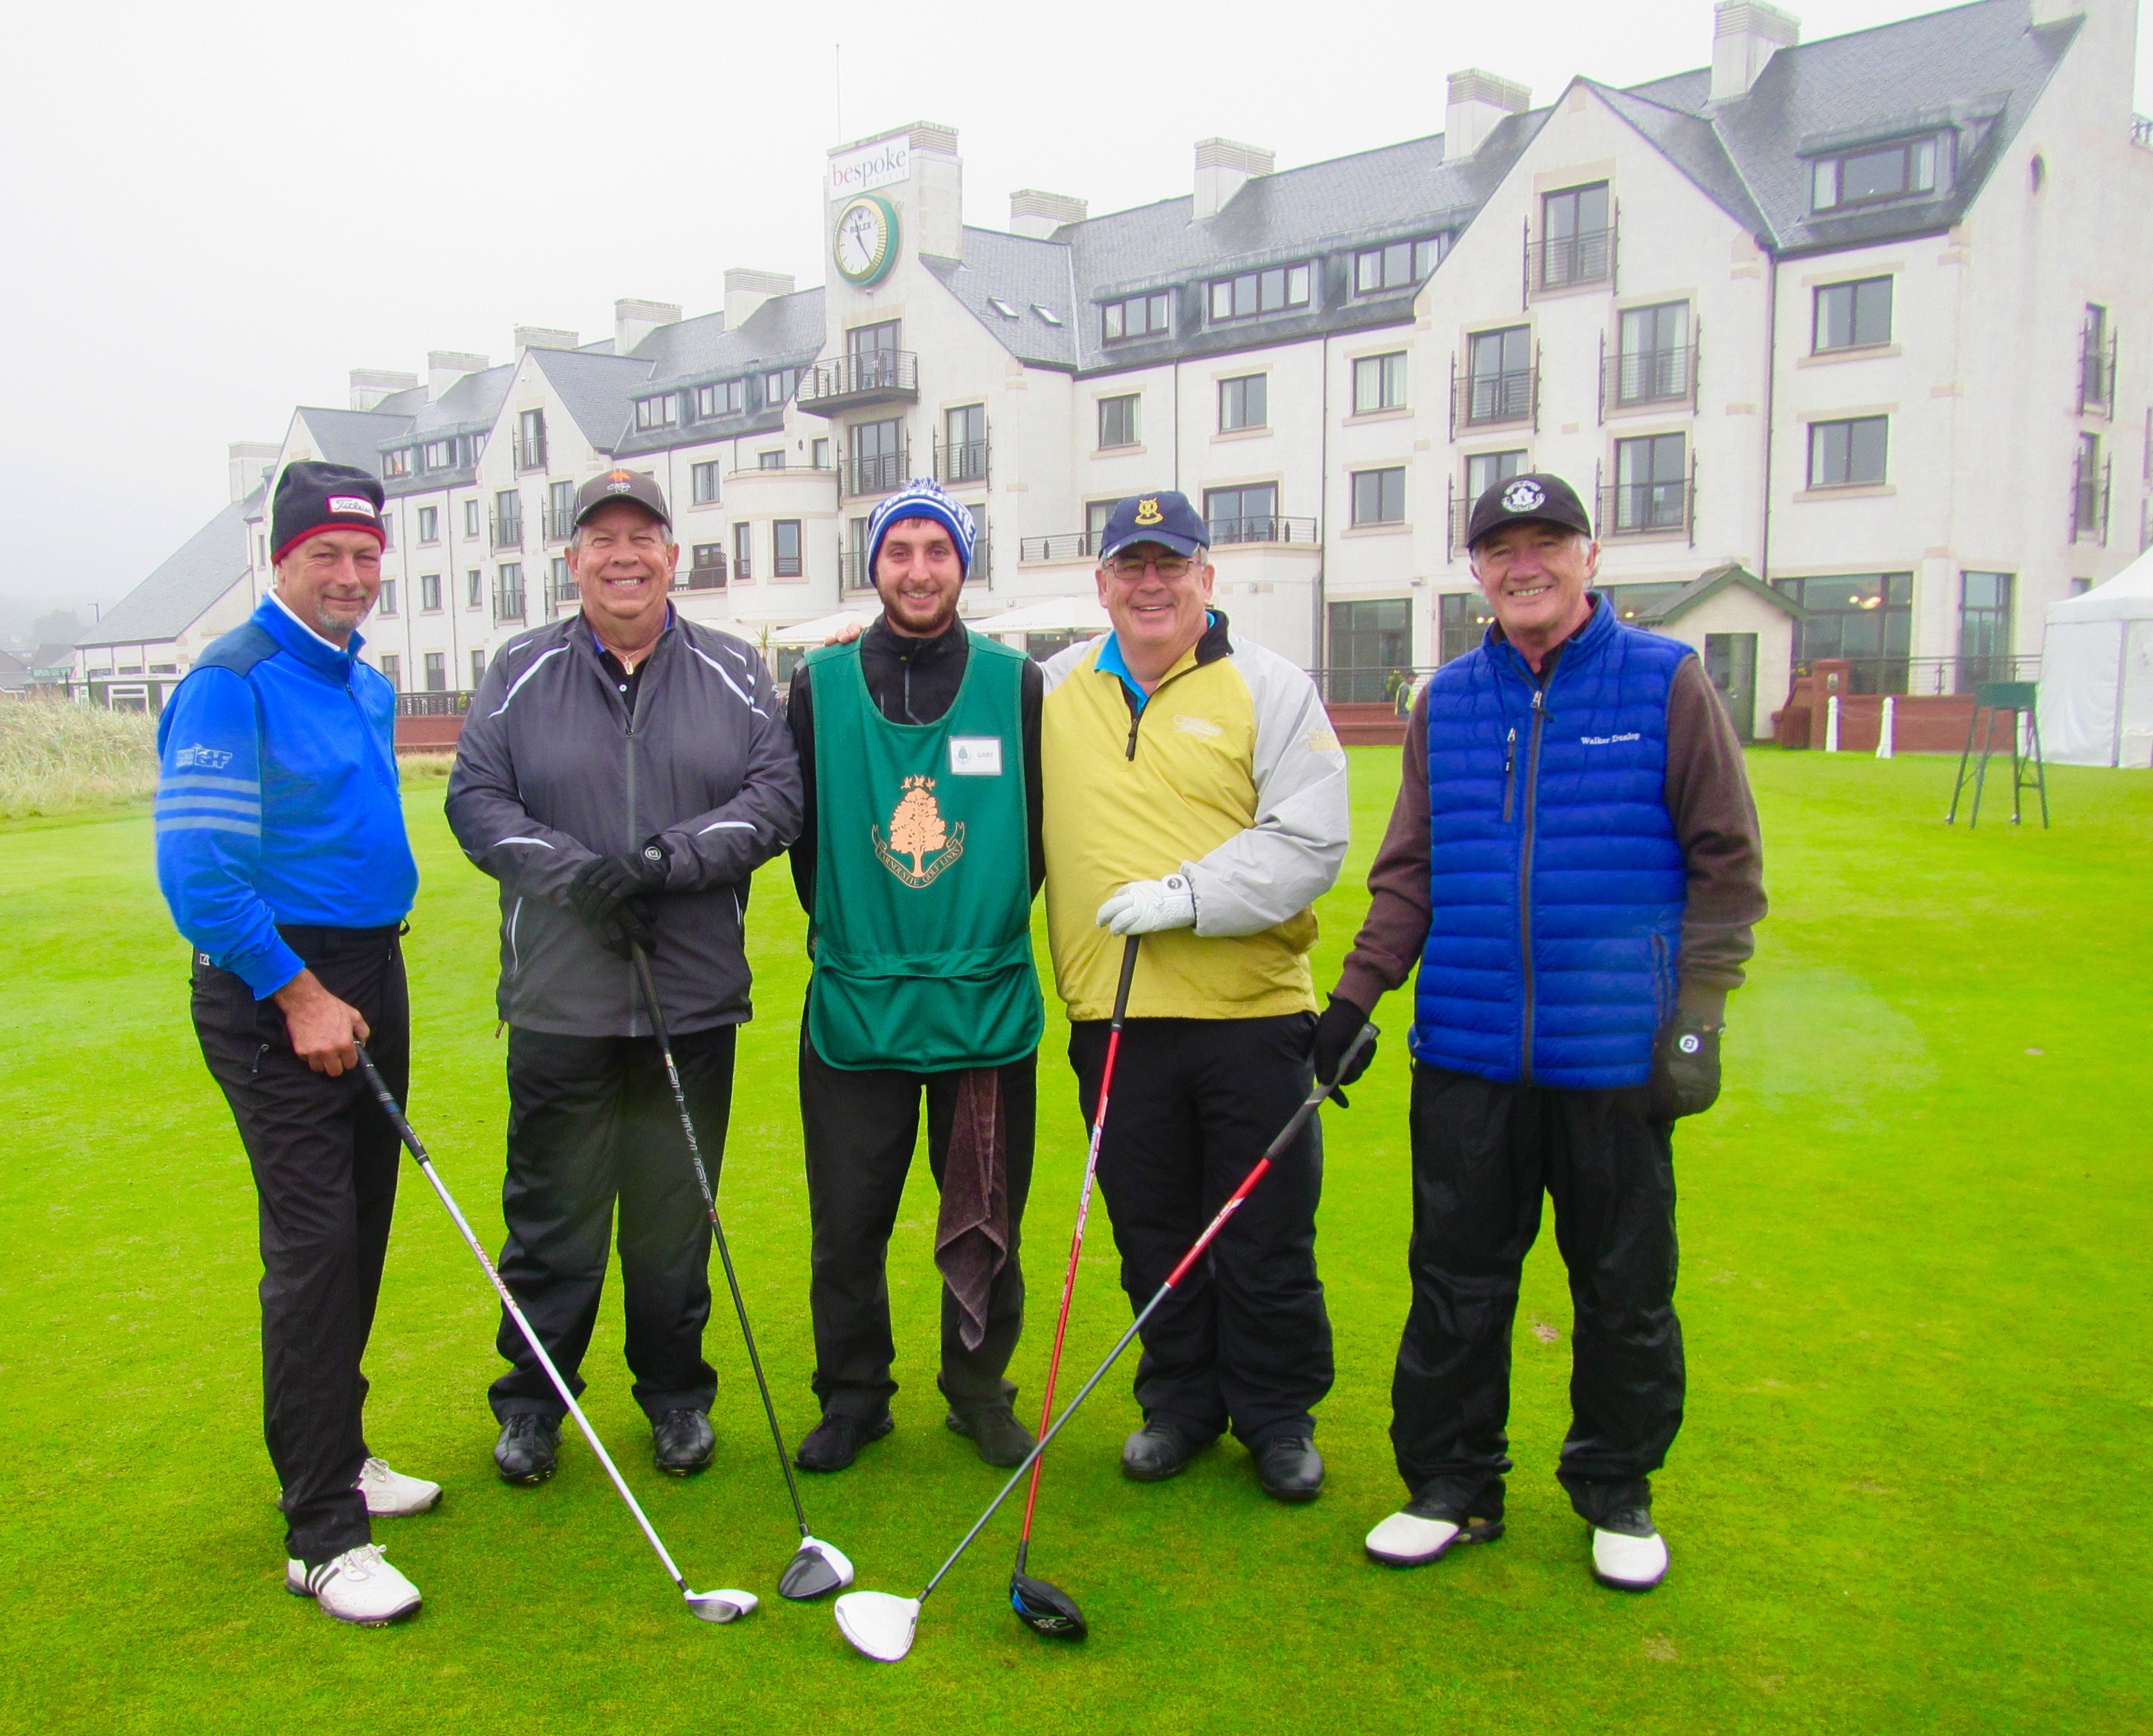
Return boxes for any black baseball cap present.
[1465,472,1593,550]
[573,467,672,530]
[271,461,386,564]
[1099,490,1208,562]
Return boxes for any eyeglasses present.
[1106,554,1196,581]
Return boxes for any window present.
[1354,235,1448,296]
[1351,468,1407,527]
[516,408,546,470]
[1465,326,1533,425]
[732,522,753,581]
[1808,416,1889,487]
[1033,305,1063,326]
[494,562,525,624]
[1086,499,1118,548]
[635,393,678,431]
[256,533,266,567]
[1097,394,1140,449]
[382,448,411,478]
[688,543,727,590]
[422,440,452,470]
[943,403,987,483]
[547,556,574,609]
[379,653,400,689]
[377,578,398,616]
[1959,572,2014,687]
[1615,302,1691,405]
[773,520,803,578]
[1440,592,1497,663]
[2075,432,2105,536]
[1218,374,1267,432]
[765,368,797,405]
[847,320,902,389]
[463,500,480,538]
[417,506,439,544]
[847,516,873,586]
[812,438,830,469]
[1812,138,1937,211]
[697,379,745,419]
[493,488,522,546]
[467,569,484,609]
[1541,183,1611,288]
[1814,278,1893,352]
[758,450,785,470]
[1204,484,1279,544]
[691,461,720,505]
[470,650,487,689]
[1613,433,1688,532]
[380,515,394,550]
[547,479,574,542]
[1466,449,1527,501]
[1102,292,1171,342]
[987,297,1018,319]
[423,651,445,693]
[850,418,905,494]
[420,573,441,612]
[1771,573,1912,691]
[1353,352,1407,413]
[1208,263,1311,322]
[1327,599,1413,701]
[2081,304,2113,411]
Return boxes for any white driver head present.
[833,1590,920,1662]
[685,1588,759,1623]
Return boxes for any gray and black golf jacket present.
[445,610,802,1038]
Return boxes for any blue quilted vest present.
[1410,595,1691,1089]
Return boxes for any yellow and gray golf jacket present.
[1041,611,1349,1021]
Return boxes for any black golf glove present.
[1311,994,1376,1108]
[566,845,669,958]
[1647,1016,1722,1121]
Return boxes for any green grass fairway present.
[2,751,2147,1733]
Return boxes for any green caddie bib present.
[803,630,1044,1071]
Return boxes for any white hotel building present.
[80,0,2152,742]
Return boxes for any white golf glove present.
[1097,874,1197,936]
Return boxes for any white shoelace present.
[311,1543,388,1592]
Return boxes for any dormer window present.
[696,379,746,419]
[987,297,1019,319]
[382,448,411,478]
[1103,292,1171,342]
[635,393,679,431]
[1354,235,1448,296]
[422,439,452,470]
[1208,264,1311,323]
[1811,137,1938,211]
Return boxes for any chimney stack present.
[427,350,487,400]
[349,368,417,411]
[724,269,794,330]
[227,441,278,504]
[1193,139,1273,221]
[614,298,681,355]
[1710,1,1799,102]
[1443,71,1530,163]
[514,326,579,357]
[1009,189,1087,238]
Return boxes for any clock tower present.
[823,121,963,300]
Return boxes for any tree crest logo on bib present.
[1501,479,1545,514]
[873,775,966,888]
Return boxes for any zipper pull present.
[1504,727,1516,775]
[1530,687,1544,712]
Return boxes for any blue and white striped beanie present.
[867,478,977,577]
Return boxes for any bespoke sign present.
[828,138,909,198]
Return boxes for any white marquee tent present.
[2036,551,2153,768]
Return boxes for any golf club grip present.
[352,1049,692,1590]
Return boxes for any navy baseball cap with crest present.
[573,467,672,529]
[1465,472,1594,550]
[1099,490,1208,562]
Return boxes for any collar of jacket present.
[253,594,364,680]
[865,612,965,665]
[1488,591,1613,689]
[575,603,675,669]
[1095,608,1234,707]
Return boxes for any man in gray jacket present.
[446,468,801,1483]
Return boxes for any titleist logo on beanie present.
[272,461,388,564]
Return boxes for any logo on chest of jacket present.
[1578,732,1643,746]
[873,774,967,888]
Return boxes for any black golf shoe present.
[945,1405,1036,1468]
[652,1409,715,1476]
[494,1414,560,1485]
[1120,1420,1200,1482]
[795,1410,893,1473]
[1255,1435,1325,1503]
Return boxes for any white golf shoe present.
[1364,1502,1503,1567]
[1590,1520,1670,1591]
[355,1457,441,1517]
[286,1543,422,1626]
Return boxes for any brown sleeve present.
[1664,655,1767,1019]
[1334,683,1433,1014]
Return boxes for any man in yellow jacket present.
[1042,490,1350,1501]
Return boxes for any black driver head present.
[779,1543,844,1602]
[1010,1571,1088,1640]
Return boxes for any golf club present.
[1008,934,1140,1642]
[629,943,854,1603]
[352,1046,756,1624]
[834,1020,1378,1663]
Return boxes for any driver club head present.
[684,1588,758,1624]
[833,1590,921,1663]
[1010,1571,1088,1640]
[779,1537,855,1602]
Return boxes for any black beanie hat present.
[271,461,388,564]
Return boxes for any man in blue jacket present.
[1320,473,1765,1592]
[155,460,432,1627]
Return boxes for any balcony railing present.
[1020,531,1101,563]
[1599,474,1695,542]
[936,437,990,486]
[2072,453,2112,544]
[490,513,523,550]
[393,691,472,717]
[1602,340,1698,415]
[493,585,526,625]
[1452,355,1538,433]
[847,449,910,497]
[798,349,921,414]
[1795,654,2040,698]
[1527,220,1616,297]
[1311,665,1437,705]
[1207,515,1319,546]
[545,571,578,610]
[684,557,727,591]
[2078,324,2118,415]
[839,550,871,589]
[513,433,547,472]
[542,505,578,543]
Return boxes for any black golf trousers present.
[1068,1013,1333,1453]
[1392,1063,1684,1527]
[798,1031,1036,1420]
[191,925,407,1568]
[490,1025,731,1424]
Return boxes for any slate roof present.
[295,407,412,471]
[78,487,261,648]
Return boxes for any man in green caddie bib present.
[785,479,1047,1473]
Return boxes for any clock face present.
[833,194,897,286]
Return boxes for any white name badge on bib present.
[948,736,1003,776]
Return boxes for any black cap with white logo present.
[271,461,386,564]
[1465,472,1594,550]
[573,468,672,530]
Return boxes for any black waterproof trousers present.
[191,925,407,1568]
[1069,1013,1333,1453]
[798,1031,1036,1420]
[489,1026,730,1424]
[1392,1062,1683,1528]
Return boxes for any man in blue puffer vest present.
[1316,472,1765,1592]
